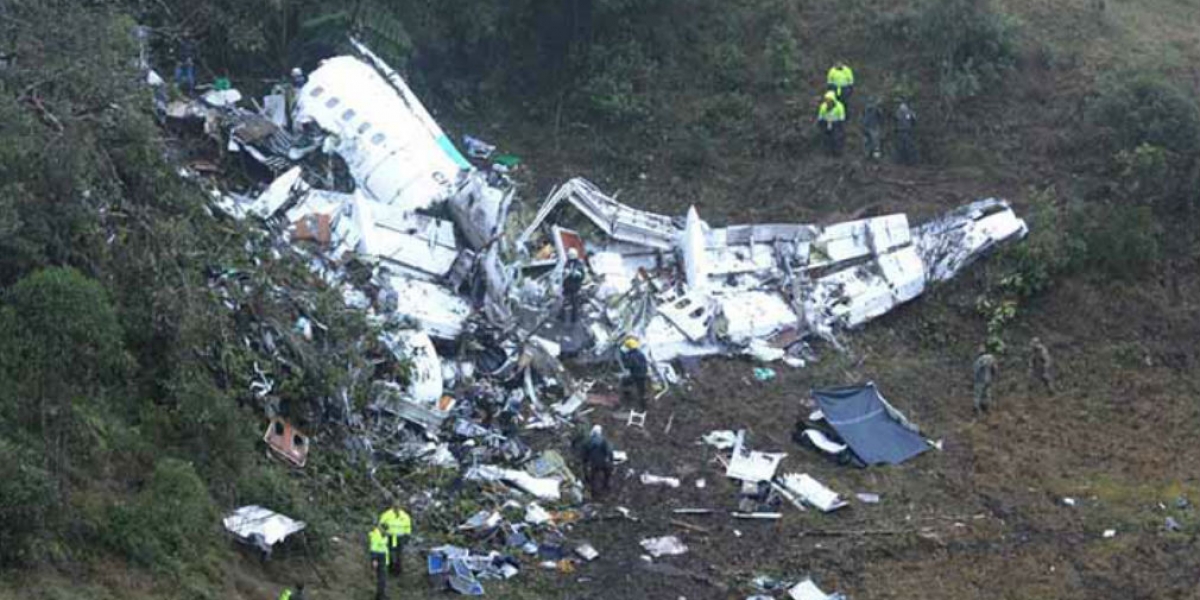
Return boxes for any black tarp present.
[812,383,928,466]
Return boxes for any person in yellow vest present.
[816,91,847,157]
[368,525,389,600]
[378,501,412,576]
[826,61,855,111]
[278,584,304,600]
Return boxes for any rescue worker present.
[285,67,306,133]
[816,91,846,157]
[278,584,304,600]
[290,67,306,89]
[618,337,650,408]
[581,424,615,497]
[561,247,587,323]
[826,61,855,109]
[894,100,918,165]
[862,97,883,160]
[1028,337,1055,394]
[174,37,196,95]
[368,525,389,600]
[378,501,412,576]
[973,346,999,415]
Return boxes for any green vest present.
[379,508,412,538]
[827,66,855,92]
[818,99,846,123]
[368,527,389,565]
[278,590,292,600]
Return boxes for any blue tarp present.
[812,383,928,466]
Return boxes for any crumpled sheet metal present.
[222,505,306,548]
[914,198,1028,283]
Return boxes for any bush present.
[764,23,802,90]
[1076,202,1161,280]
[1089,72,1200,157]
[912,0,1019,103]
[0,440,58,567]
[996,188,1086,298]
[104,459,218,572]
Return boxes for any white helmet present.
[567,248,579,260]
[291,67,303,78]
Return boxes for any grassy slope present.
[5,1,1199,599]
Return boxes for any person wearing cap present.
[618,337,649,408]
[816,91,846,157]
[561,247,588,323]
[581,424,615,497]
[826,61,855,107]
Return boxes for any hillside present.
[1,1,1199,599]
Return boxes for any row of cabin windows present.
[307,85,388,146]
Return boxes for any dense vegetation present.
[1,0,1197,596]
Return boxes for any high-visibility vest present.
[827,66,855,93]
[379,508,412,539]
[368,527,390,565]
[818,99,846,123]
[279,590,292,600]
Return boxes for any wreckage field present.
[2,1,1199,599]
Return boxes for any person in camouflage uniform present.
[1028,337,1055,394]
[973,346,998,414]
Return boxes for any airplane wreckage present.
[160,39,1027,421]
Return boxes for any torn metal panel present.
[656,289,715,342]
[296,55,465,211]
[380,330,443,404]
[223,506,306,549]
[717,291,799,341]
[263,417,310,467]
[915,198,1028,282]
[379,274,472,339]
[249,166,307,218]
[726,431,787,483]
[517,178,678,251]
[778,473,848,513]
[449,172,511,250]
[789,579,846,600]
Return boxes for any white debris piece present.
[788,578,845,600]
[800,429,847,455]
[778,473,848,513]
[524,503,552,525]
[681,206,709,292]
[640,536,689,557]
[379,275,472,340]
[380,329,443,404]
[702,430,739,450]
[640,473,682,488]
[726,431,787,483]
[223,505,306,549]
[466,465,561,501]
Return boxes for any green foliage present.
[910,0,1019,104]
[0,441,58,567]
[579,40,657,124]
[975,295,1018,353]
[103,459,218,572]
[1076,202,1161,280]
[996,188,1086,298]
[1089,72,1200,158]
[764,23,802,91]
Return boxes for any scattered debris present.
[726,431,787,483]
[641,473,682,488]
[788,578,847,600]
[1102,529,1117,538]
[222,505,306,557]
[778,473,848,513]
[263,417,310,467]
[640,536,689,558]
[855,493,880,504]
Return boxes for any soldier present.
[894,100,918,164]
[581,425,615,498]
[862,97,883,160]
[973,346,998,415]
[1028,337,1055,394]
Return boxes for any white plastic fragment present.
[640,473,682,488]
[640,536,688,557]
